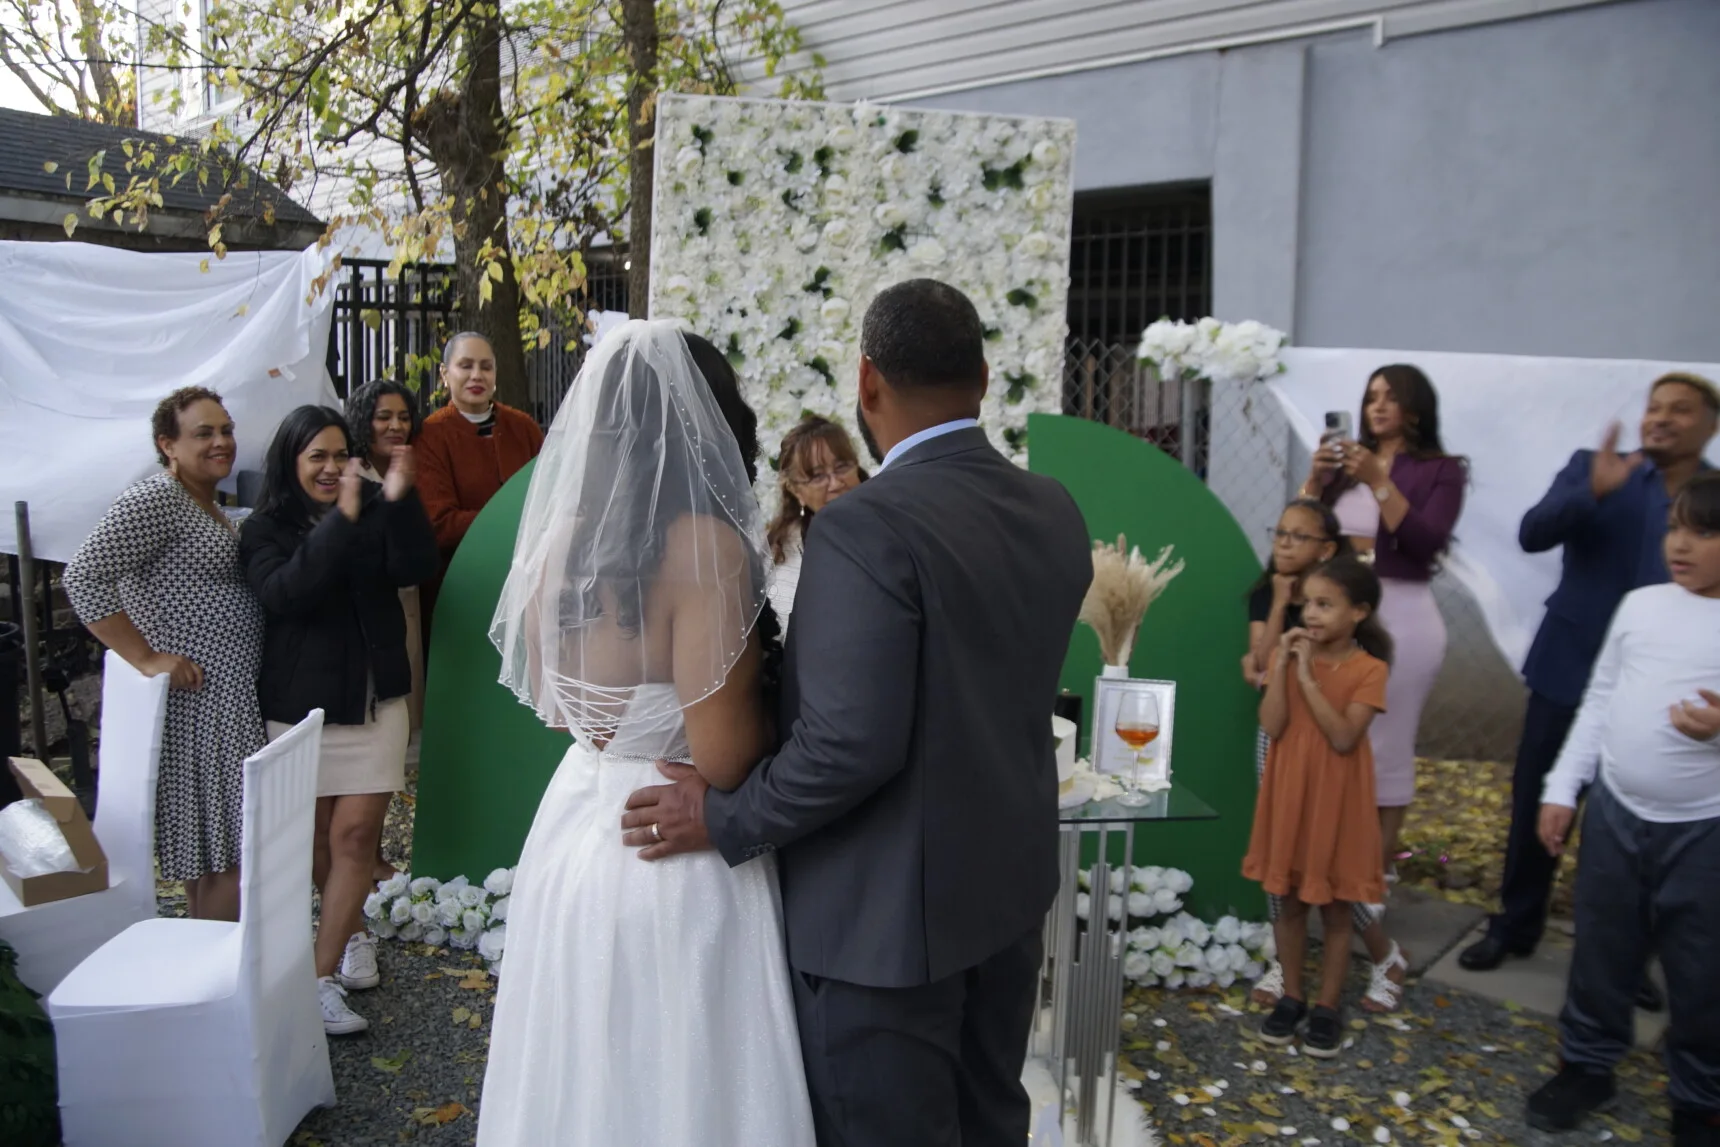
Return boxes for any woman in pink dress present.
[1302,364,1466,1010]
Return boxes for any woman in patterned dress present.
[63,387,266,921]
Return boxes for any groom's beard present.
[855,399,884,464]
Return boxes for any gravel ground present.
[1123,966,1672,1147]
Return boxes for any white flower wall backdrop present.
[650,94,1077,483]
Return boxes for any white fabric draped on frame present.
[1267,347,1720,673]
[0,241,339,561]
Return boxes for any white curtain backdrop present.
[1268,347,1720,672]
[0,242,339,561]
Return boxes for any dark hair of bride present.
[562,329,784,701]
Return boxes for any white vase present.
[1101,663,1129,679]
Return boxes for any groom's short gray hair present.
[861,279,985,392]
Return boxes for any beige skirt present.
[268,694,409,798]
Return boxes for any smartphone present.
[1322,410,1352,444]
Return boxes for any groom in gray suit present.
[622,278,1093,1147]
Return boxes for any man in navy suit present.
[1461,373,1718,974]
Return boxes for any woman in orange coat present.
[415,332,545,643]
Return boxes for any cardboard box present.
[2,757,108,906]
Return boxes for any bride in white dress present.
[477,322,815,1145]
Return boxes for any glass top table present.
[1058,780,1218,825]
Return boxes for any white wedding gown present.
[476,684,816,1145]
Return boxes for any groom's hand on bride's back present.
[621,761,713,859]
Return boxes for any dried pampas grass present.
[1078,534,1185,668]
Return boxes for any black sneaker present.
[1303,1005,1343,1059]
[1673,1107,1720,1147]
[1259,996,1307,1046]
[1526,1063,1616,1131]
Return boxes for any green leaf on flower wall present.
[809,357,835,385]
[1005,371,1035,403]
[781,189,803,212]
[692,125,714,151]
[778,317,801,341]
[982,325,1002,341]
[1004,427,1027,452]
[894,129,919,154]
[1006,288,1038,309]
[726,170,744,186]
[878,226,907,255]
[928,184,945,207]
[803,266,833,296]
[982,160,1027,192]
[725,332,745,365]
[813,146,834,177]
[783,151,803,174]
[693,207,713,236]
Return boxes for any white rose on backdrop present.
[873,203,907,230]
[1130,866,1164,894]
[462,908,487,933]
[1215,970,1238,989]
[1027,183,1057,212]
[1163,869,1195,894]
[456,885,486,910]
[435,899,462,928]
[363,892,386,920]
[661,276,694,302]
[1163,970,1187,990]
[1075,892,1091,921]
[371,917,398,940]
[442,874,471,894]
[1107,870,1126,895]
[1123,950,1152,981]
[478,925,507,963]
[813,340,846,366]
[411,901,436,926]
[1173,941,1204,969]
[822,175,851,207]
[1030,139,1062,167]
[821,218,856,249]
[1150,950,1177,978]
[402,875,433,898]
[1225,943,1249,972]
[1128,926,1162,951]
[1016,231,1055,260]
[449,927,479,951]
[484,868,514,897]
[1127,891,1157,918]
[820,297,851,325]
[1242,959,1265,981]
[399,920,425,942]
[793,227,821,253]
[879,154,909,183]
[422,925,448,948]
[826,124,857,149]
[1186,971,1215,989]
[1106,898,1124,923]
[674,146,703,176]
[1211,916,1241,945]
[1181,916,1212,948]
[1151,888,1182,915]
[490,895,510,923]
[389,898,412,926]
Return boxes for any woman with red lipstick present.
[65,386,267,922]
[416,332,545,566]
[240,406,438,1035]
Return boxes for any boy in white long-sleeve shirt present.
[1527,472,1720,1146]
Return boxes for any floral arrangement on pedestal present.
[364,868,514,967]
[1136,318,1287,385]
[650,94,1077,490]
[1075,865,1273,990]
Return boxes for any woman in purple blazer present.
[1302,364,1466,1006]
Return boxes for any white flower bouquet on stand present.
[1136,317,1286,386]
[365,866,514,969]
[1075,865,1274,991]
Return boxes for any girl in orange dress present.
[1243,555,1392,1058]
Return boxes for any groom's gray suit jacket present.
[707,426,1092,989]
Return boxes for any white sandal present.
[1251,959,1285,1007]
[1362,940,1409,1013]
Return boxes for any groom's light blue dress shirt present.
[876,419,980,473]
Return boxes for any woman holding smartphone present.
[1300,364,1466,1011]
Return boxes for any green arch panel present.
[413,417,1268,921]
[1027,413,1266,920]
[411,458,570,881]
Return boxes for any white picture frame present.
[1091,676,1178,786]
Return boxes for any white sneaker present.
[318,976,369,1035]
[338,932,380,990]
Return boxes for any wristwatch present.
[1372,483,1391,504]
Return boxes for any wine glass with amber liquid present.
[1113,692,1161,807]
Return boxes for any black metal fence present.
[1066,185,1211,346]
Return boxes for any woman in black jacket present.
[240,405,438,1036]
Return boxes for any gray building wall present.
[903,0,1720,363]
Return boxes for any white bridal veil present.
[489,320,769,747]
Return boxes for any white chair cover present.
[0,651,167,994]
[48,710,335,1147]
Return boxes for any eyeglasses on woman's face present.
[1267,527,1329,547]
[793,459,858,488]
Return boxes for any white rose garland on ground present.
[1136,318,1287,385]
[650,94,1077,493]
[1075,865,1274,990]
[365,868,514,967]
